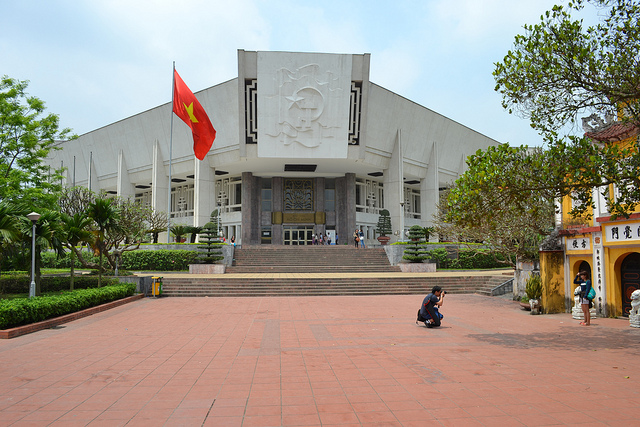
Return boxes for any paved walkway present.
[1,293,638,426]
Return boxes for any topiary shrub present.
[197,222,224,264]
[402,225,430,263]
[375,209,392,237]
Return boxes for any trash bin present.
[151,276,163,297]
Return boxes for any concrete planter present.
[189,264,226,274]
[398,262,436,273]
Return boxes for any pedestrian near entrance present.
[574,270,592,326]
[359,229,365,248]
[353,229,359,248]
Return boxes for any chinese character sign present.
[605,224,640,243]
[567,237,590,251]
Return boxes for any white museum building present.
[46,50,499,245]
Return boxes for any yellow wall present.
[566,255,591,294]
[561,197,594,226]
[604,246,636,317]
[540,251,565,313]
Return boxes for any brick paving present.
[1,293,639,426]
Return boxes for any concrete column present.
[194,159,215,227]
[336,173,356,245]
[272,177,283,245]
[315,177,326,235]
[241,172,260,245]
[422,141,439,241]
[117,150,133,199]
[88,153,100,193]
[151,140,169,214]
[384,130,404,243]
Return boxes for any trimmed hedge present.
[0,283,136,329]
[41,249,199,271]
[121,250,199,271]
[0,275,120,295]
[411,247,512,269]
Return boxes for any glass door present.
[283,226,313,245]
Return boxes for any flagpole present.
[167,61,175,243]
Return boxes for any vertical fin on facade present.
[349,81,362,145]
[245,79,258,144]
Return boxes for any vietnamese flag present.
[173,69,216,160]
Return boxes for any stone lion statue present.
[631,289,640,316]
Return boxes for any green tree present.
[493,0,640,218]
[60,212,94,290]
[0,76,72,204]
[170,224,189,243]
[185,226,203,243]
[146,209,168,243]
[0,201,20,272]
[59,188,151,272]
[87,198,120,286]
[436,147,556,266]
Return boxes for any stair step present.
[162,245,511,297]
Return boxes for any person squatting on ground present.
[574,270,592,326]
[417,286,445,328]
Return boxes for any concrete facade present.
[46,50,499,245]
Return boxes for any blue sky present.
[1,0,573,147]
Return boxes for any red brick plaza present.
[1,294,638,426]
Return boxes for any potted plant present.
[375,209,392,245]
[524,273,542,314]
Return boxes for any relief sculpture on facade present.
[258,52,351,158]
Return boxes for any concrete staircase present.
[226,246,401,273]
[161,274,508,297]
[161,246,511,297]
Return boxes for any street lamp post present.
[27,212,41,298]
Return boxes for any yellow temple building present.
[543,117,639,318]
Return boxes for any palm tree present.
[185,226,203,243]
[61,212,94,290]
[170,224,189,243]
[87,198,120,286]
[0,201,20,273]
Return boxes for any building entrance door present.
[283,226,313,245]
[621,252,640,316]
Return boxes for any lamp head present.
[27,212,41,222]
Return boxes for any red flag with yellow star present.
[173,69,216,160]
